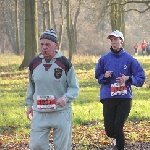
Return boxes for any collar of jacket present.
[110,47,125,58]
[110,47,123,53]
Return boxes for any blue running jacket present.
[95,49,145,101]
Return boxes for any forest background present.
[0,0,150,63]
[0,0,150,149]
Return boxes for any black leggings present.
[103,98,132,150]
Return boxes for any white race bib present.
[37,95,56,110]
[111,83,127,96]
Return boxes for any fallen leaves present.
[0,121,150,150]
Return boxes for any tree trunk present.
[45,0,51,29]
[51,0,56,31]
[58,0,64,51]
[42,2,46,30]
[15,0,20,55]
[110,0,125,32]
[110,0,125,46]
[1,36,5,54]
[66,0,72,61]
[73,0,81,53]
[35,0,38,53]
[70,21,76,54]
[19,0,38,70]
[2,1,16,53]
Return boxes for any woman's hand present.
[116,74,129,85]
[104,71,113,78]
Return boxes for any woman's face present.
[110,35,123,51]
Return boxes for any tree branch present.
[111,0,150,13]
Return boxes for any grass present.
[0,54,150,126]
[0,54,150,149]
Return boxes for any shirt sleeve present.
[63,66,79,102]
[95,57,110,84]
[24,69,34,107]
[130,58,145,87]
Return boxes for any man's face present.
[40,39,58,59]
[110,35,123,51]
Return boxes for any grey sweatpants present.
[29,109,72,150]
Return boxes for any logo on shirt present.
[124,65,127,69]
[54,68,62,79]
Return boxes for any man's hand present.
[26,107,33,121]
[56,97,67,107]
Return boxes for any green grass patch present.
[0,54,150,149]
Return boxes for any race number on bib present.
[37,95,56,110]
[111,83,127,96]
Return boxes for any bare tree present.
[15,0,20,55]
[64,0,82,60]
[0,0,150,56]
[58,0,64,51]
[66,0,73,60]
[45,0,51,29]
[108,0,125,47]
[51,0,57,30]
[19,0,38,70]
[2,1,16,53]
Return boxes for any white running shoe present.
[113,139,116,146]
[111,139,117,150]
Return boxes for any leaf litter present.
[0,121,150,150]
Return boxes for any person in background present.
[95,30,145,150]
[133,43,138,56]
[141,40,147,56]
[146,42,150,56]
[24,28,79,150]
